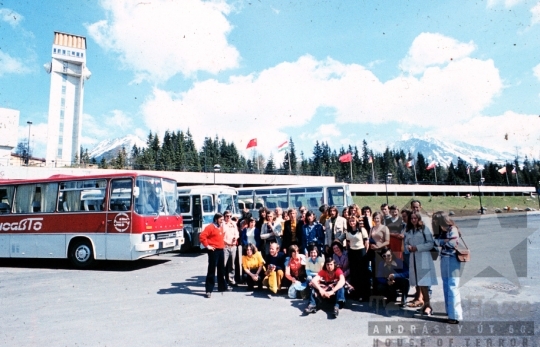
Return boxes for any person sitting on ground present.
[375,248,409,306]
[304,257,346,318]
[263,242,286,294]
[305,244,325,282]
[284,244,307,298]
[242,243,265,291]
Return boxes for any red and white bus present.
[0,172,184,268]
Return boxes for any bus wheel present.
[69,240,95,268]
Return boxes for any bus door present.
[191,195,202,247]
[106,178,133,259]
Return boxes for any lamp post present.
[26,121,32,166]
[213,164,221,185]
[537,180,540,210]
[385,172,393,205]
[478,177,485,214]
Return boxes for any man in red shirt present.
[305,257,346,317]
[199,213,229,298]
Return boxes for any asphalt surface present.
[1,213,539,347]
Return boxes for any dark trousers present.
[376,277,410,303]
[205,249,227,293]
[242,270,263,289]
[349,248,371,300]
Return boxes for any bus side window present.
[110,179,132,212]
[14,184,57,214]
[0,186,14,214]
[59,180,106,213]
[202,195,213,213]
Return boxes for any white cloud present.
[436,111,540,159]
[82,113,109,142]
[86,0,240,82]
[0,50,30,76]
[138,34,503,157]
[0,8,23,27]
[400,32,476,75]
[487,0,525,7]
[534,63,540,80]
[104,110,132,130]
[532,2,540,25]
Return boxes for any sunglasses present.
[382,254,392,258]
[224,215,231,218]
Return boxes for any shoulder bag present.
[454,229,471,262]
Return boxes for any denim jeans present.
[440,255,463,320]
[309,286,345,308]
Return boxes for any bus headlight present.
[176,230,182,238]
[144,234,150,242]
[150,234,156,241]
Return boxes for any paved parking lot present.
[1,213,540,347]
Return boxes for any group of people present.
[199,199,464,323]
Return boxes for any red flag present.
[368,155,373,163]
[498,167,507,174]
[406,160,414,168]
[246,138,257,149]
[426,161,437,170]
[339,153,352,163]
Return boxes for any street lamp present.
[26,121,32,166]
[385,172,393,205]
[478,177,485,214]
[213,164,221,185]
[537,181,540,210]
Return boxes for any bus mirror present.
[133,187,140,198]
[216,198,221,205]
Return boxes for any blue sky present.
[1,0,540,162]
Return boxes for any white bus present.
[177,185,239,251]
[237,183,354,218]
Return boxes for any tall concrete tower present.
[44,32,91,166]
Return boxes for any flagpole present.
[371,159,375,184]
[413,161,418,184]
[505,162,510,185]
[288,152,291,175]
[515,166,519,185]
[468,166,471,185]
[350,159,353,182]
[434,165,437,184]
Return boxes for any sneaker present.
[205,292,211,298]
[304,305,317,314]
[333,306,339,318]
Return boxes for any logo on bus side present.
[1,218,43,232]
[113,213,130,232]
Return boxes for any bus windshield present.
[217,194,237,214]
[135,177,177,216]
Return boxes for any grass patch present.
[352,195,539,216]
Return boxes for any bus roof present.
[177,185,238,195]
[0,172,176,186]
[236,183,348,192]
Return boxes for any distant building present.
[44,32,91,167]
[9,153,46,167]
[0,108,19,167]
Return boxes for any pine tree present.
[265,154,276,174]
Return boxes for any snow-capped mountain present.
[88,135,147,161]
[393,135,515,166]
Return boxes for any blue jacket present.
[301,222,324,254]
